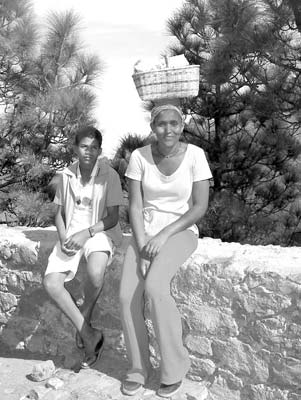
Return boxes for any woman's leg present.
[119,238,152,385]
[144,230,197,385]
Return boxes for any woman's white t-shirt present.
[125,143,212,236]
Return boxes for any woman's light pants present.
[119,230,198,385]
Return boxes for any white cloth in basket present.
[133,55,189,73]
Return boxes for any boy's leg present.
[82,251,109,324]
[43,271,102,355]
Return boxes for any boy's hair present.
[74,126,103,147]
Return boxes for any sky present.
[32,0,185,157]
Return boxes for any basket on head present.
[132,65,200,101]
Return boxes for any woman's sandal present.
[80,331,105,369]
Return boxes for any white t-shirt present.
[67,162,98,236]
[67,181,93,235]
[125,143,212,236]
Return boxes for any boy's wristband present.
[88,227,95,237]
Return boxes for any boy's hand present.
[60,242,77,257]
[64,230,90,252]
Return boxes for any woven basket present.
[132,65,200,101]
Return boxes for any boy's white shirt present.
[56,157,123,246]
[73,159,99,200]
[66,160,99,234]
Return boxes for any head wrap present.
[150,104,184,125]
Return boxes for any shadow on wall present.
[0,229,63,359]
[0,227,128,378]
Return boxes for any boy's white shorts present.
[44,232,114,282]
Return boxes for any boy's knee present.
[88,271,105,289]
[43,274,62,296]
[43,274,51,292]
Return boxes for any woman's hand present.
[139,257,151,279]
[143,231,169,260]
[64,230,90,253]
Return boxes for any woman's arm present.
[128,178,146,252]
[144,179,210,259]
[128,177,152,278]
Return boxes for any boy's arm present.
[64,206,119,251]
[90,205,119,233]
[55,205,77,256]
[54,205,67,245]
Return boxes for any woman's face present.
[151,109,184,147]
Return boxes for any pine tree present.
[0,0,37,188]
[0,4,103,225]
[168,0,301,244]
[112,133,148,191]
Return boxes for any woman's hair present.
[74,126,103,147]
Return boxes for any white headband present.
[150,104,184,125]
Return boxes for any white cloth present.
[45,158,124,282]
[125,144,212,236]
[68,180,93,236]
[45,232,114,282]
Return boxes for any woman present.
[119,104,212,398]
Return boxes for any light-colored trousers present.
[119,230,198,385]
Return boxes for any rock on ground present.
[0,351,209,400]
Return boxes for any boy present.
[44,126,123,368]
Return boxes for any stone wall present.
[0,226,301,399]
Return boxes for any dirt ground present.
[0,356,48,400]
[0,348,130,400]
[0,350,207,400]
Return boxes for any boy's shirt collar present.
[76,158,99,180]
[65,157,109,178]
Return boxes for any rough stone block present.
[30,360,56,382]
[1,227,301,398]
[212,338,269,383]
[46,377,65,389]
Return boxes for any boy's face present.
[74,136,102,168]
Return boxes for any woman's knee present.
[144,277,164,301]
[119,282,145,311]
[119,286,132,309]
